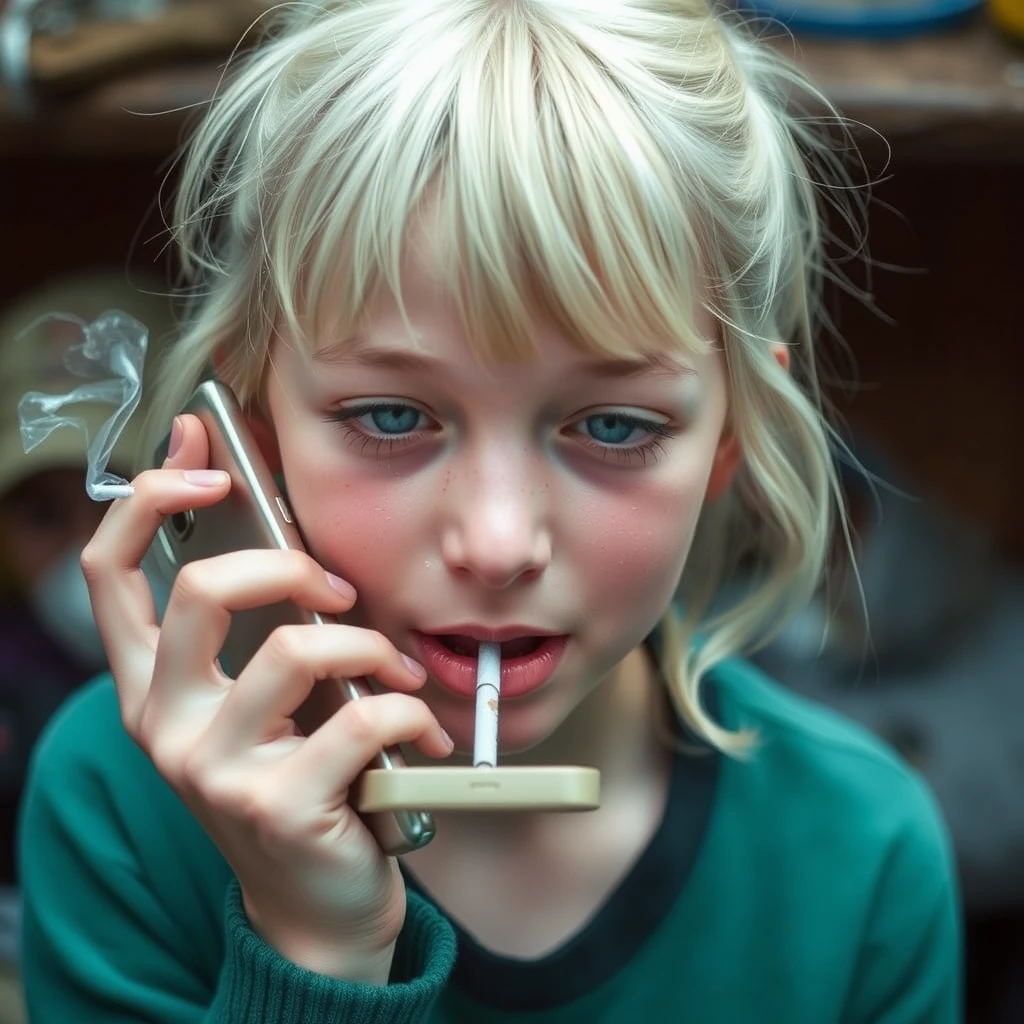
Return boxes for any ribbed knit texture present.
[209,883,456,1022]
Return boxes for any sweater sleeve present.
[841,771,964,1024]
[209,883,455,1023]
[18,679,456,1023]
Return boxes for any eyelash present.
[572,413,676,466]
[326,402,434,458]
[325,402,676,465]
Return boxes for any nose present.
[440,445,553,589]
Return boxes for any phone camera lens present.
[169,510,194,541]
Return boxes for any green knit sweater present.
[19,658,962,1022]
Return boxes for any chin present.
[494,706,577,761]
[435,707,562,764]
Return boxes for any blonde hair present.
[154,0,859,754]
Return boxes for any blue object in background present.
[738,0,984,37]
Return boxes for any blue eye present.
[328,402,428,437]
[325,401,437,459]
[572,410,676,466]
[363,404,422,434]
[582,413,645,446]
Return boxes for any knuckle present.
[135,702,160,752]
[138,708,190,784]
[117,699,143,742]
[179,748,209,791]
[401,694,431,728]
[180,749,226,802]
[145,733,182,781]
[131,468,161,490]
[264,625,307,666]
[131,468,168,499]
[170,561,209,605]
[281,547,314,579]
[362,629,393,663]
[78,541,104,582]
[341,698,380,746]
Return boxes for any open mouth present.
[433,635,547,660]
[414,631,570,698]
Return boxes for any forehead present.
[310,328,701,386]
[304,216,718,371]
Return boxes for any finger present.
[150,549,360,717]
[81,456,231,713]
[162,413,211,471]
[82,472,229,631]
[277,691,452,806]
[82,415,223,589]
[199,624,427,754]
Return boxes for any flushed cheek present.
[283,467,428,607]
[571,477,704,623]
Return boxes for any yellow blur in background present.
[989,0,1024,38]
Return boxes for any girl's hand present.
[80,413,452,983]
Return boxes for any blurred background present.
[0,1,1022,1022]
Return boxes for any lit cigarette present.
[473,642,501,767]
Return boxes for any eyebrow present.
[313,336,695,380]
[313,339,446,373]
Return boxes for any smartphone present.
[146,379,436,855]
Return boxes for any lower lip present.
[413,634,569,699]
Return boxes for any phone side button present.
[275,495,294,524]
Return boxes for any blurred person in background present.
[0,271,172,1023]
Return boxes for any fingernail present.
[182,469,229,487]
[402,654,427,678]
[324,571,356,599]
[441,730,455,752]
[167,417,183,460]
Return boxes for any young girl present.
[18,1,961,1020]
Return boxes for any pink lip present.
[413,632,569,699]
[424,624,559,643]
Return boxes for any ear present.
[705,343,790,502]
[705,434,741,502]
[771,342,791,375]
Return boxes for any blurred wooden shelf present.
[775,14,1024,162]
[0,61,220,159]
[1,13,1022,160]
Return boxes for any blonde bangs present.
[251,0,713,367]
[440,3,711,362]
